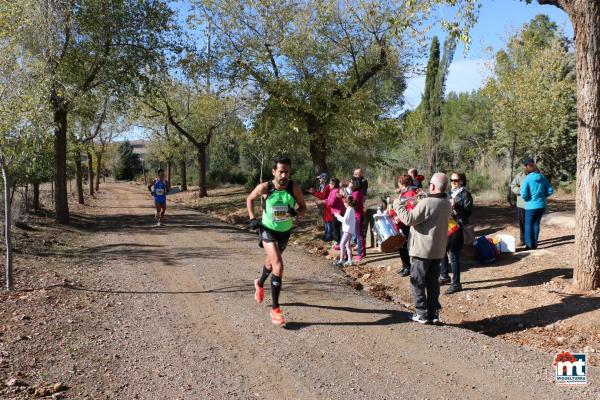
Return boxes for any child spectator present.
[334,195,356,267]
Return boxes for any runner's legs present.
[262,242,284,309]
[155,202,166,222]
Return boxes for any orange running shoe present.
[270,308,286,326]
[254,279,264,304]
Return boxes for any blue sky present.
[403,0,573,109]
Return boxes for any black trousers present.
[410,257,442,318]
[517,207,526,244]
[333,219,342,243]
[398,226,411,268]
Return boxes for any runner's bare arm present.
[293,183,307,218]
[246,182,268,220]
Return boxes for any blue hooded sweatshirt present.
[520,171,554,210]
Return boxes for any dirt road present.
[61,183,597,399]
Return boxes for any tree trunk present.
[571,2,600,291]
[197,146,208,197]
[179,157,187,191]
[1,163,13,290]
[142,160,147,186]
[53,105,69,224]
[95,151,102,192]
[24,184,29,213]
[308,125,329,175]
[74,152,84,205]
[33,182,40,213]
[167,159,172,183]
[87,151,94,197]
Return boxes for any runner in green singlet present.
[247,156,306,326]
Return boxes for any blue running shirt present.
[153,179,168,203]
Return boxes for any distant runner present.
[148,169,170,227]
[247,156,306,326]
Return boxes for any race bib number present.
[272,205,289,222]
[155,188,165,196]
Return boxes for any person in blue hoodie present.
[520,159,554,250]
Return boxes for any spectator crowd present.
[307,158,553,324]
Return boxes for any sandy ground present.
[1,182,597,399]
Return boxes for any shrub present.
[466,171,492,194]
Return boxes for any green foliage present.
[114,141,142,180]
[198,0,438,173]
[422,35,457,172]
[465,170,492,194]
[483,14,576,181]
[0,0,52,184]
[441,90,493,170]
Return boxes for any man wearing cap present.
[510,160,530,246]
[308,173,333,241]
[520,160,554,250]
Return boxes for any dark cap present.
[522,158,535,166]
[316,173,329,180]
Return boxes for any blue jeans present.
[355,218,365,257]
[324,221,334,242]
[524,208,545,249]
[440,227,464,288]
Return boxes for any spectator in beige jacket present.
[396,172,451,325]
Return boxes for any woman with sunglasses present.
[439,172,473,294]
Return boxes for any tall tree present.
[197,0,445,174]
[0,0,51,289]
[416,0,600,290]
[519,0,600,290]
[114,141,142,181]
[143,81,242,197]
[20,0,176,223]
[70,92,109,204]
[422,37,440,175]
[422,35,456,174]
[484,15,576,182]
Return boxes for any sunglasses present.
[450,179,460,182]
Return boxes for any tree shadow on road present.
[70,211,243,235]
[56,277,348,297]
[452,293,600,336]
[281,302,410,330]
[462,267,572,291]
[60,282,252,295]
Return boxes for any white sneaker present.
[156,222,162,227]
[343,261,353,267]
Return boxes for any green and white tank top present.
[261,181,296,232]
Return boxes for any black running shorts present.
[259,227,291,253]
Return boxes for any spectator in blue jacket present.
[520,159,554,250]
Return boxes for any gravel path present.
[69,183,598,399]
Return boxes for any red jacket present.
[389,188,418,229]
[313,185,333,222]
[327,188,345,217]
[351,190,365,218]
